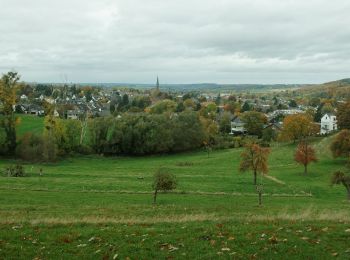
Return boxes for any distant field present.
[0,135,349,259]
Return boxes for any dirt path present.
[263,175,286,185]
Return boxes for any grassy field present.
[16,114,44,136]
[0,135,349,259]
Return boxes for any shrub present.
[16,132,44,162]
[233,136,243,148]
[213,135,235,149]
[0,128,7,155]
[176,161,194,167]
[4,164,25,177]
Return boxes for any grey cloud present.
[0,0,349,84]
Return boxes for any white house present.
[20,94,28,100]
[230,116,246,135]
[320,114,337,134]
[53,109,60,117]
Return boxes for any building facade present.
[320,114,337,134]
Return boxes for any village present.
[12,80,339,137]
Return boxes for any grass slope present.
[16,114,44,136]
[0,136,349,259]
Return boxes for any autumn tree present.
[294,141,318,174]
[279,114,318,143]
[223,101,239,114]
[219,111,232,134]
[88,117,111,154]
[149,99,177,114]
[239,143,270,185]
[321,102,335,115]
[337,100,350,130]
[199,102,217,120]
[240,111,267,137]
[331,171,350,200]
[330,130,350,160]
[241,101,251,112]
[200,116,219,147]
[0,72,20,155]
[152,168,177,203]
[289,99,298,108]
[183,99,196,110]
[42,106,58,162]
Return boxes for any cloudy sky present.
[1,0,350,84]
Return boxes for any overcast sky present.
[1,0,350,84]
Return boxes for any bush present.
[42,134,58,162]
[102,112,206,155]
[16,133,44,162]
[176,161,194,167]
[76,144,93,155]
[3,164,25,177]
[0,128,7,155]
[233,136,243,148]
[213,135,235,149]
[262,128,277,142]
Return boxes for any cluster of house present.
[15,93,110,119]
[230,110,338,135]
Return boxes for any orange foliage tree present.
[279,113,318,143]
[294,141,318,174]
[239,143,270,185]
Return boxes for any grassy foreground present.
[0,135,350,259]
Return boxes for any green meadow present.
[16,114,44,136]
[0,129,349,259]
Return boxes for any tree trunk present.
[258,191,262,206]
[153,189,158,204]
[253,171,257,185]
[346,185,350,201]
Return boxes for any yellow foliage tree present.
[279,114,318,143]
[0,72,20,154]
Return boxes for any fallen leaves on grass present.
[11,225,22,230]
[168,245,179,252]
[159,243,179,252]
[268,235,278,244]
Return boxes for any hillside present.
[0,136,349,259]
[298,78,350,99]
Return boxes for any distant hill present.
[298,78,350,99]
[309,78,350,88]
[28,78,350,95]
[75,82,305,93]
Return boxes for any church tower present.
[156,76,160,90]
